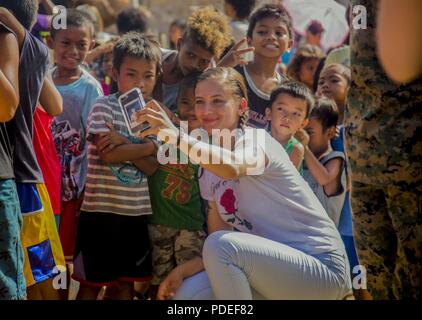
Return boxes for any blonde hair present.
[196,67,249,129]
[184,6,232,58]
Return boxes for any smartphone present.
[118,87,151,135]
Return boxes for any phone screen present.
[120,89,151,134]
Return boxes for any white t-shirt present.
[199,129,345,256]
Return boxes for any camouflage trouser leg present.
[385,186,422,299]
[148,224,178,285]
[148,224,205,285]
[174,229,205,266]
[351,182,422,299]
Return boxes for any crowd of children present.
[0,0,419,301]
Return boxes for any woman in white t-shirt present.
[136,67,352,300]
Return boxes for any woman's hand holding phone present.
[134,100,179,143]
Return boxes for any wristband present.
[128,135,143,144]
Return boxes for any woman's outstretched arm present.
[136,101,268,180]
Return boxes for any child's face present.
[223,1,235,19]
[177,38,214,75]
[299,58,320,89]
[177,86,201,131]
[317,67,349,107]
[195,79,245,134]
[49,26,94,71]
[248,17,292,59]
[112,56,158,98]
[306,118,334,154]
[102,51,113,79]
[169,25,184,46]
[265,93,308,138]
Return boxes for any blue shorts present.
[0,179,26,300]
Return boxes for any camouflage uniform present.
[148,224,205,285]
[345,0,422,299]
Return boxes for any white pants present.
[174,231,352,300]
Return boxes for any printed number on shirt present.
[162,175,192,204]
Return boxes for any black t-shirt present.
[6,30,49,183]
[235,65,288,129]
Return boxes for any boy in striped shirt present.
[72,33,160,300]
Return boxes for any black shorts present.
[72,211,152,286]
